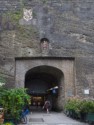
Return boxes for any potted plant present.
[64,97,94,123]
[78,100,88,121]
[77,99,94,123]
[64,97,81,119]
[84,100,94,123]
[0,88,30,124]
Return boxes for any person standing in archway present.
[43,100,51,113]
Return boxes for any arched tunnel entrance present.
[25,65,64,111]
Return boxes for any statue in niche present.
[42,41,48,49]
[40,38,49,55]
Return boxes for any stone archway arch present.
[25,65,64,110]
[15,57,75,110]
[25,65,64,81]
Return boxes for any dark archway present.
[25,65,64,111]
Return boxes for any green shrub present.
[79,100,94,113]
[64,98,81,113]
[0,88,30,120]
[64,97,94,114]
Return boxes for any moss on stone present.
[17,24,39,39]
[10,11,22,23]
[1,11,22,31]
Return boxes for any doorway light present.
[47,86,58,91]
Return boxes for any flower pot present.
[0,114,3,119]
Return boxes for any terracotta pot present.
[0,118,4,124]
[0,114,4,119]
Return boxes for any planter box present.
[66,110,78,119]
[80,112,87,122]
[65,110,72,117]
[86,113,94,122]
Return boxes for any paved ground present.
[25,112,89,125]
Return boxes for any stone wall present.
[0,0,94,97]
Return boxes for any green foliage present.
[64,98,94,114]
[2,10,22,27]
[3,122,15,125]
[5,11,22,24]
[79,100,94,113]
[10,11,22,23]
[0,88,30,120]
[64,98,81,113]
[1,11,22,31]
